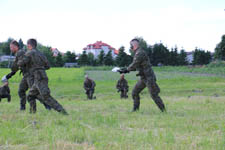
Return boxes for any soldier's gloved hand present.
[1,75,8,83]
[118,68,129,74]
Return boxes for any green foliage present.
[152,43,170,66]
[178,49,188,65]
[104,50,114,66]
[214,34,225,60]
[115,46,132,67]
[78,51,88,66]
[0,38,14,55]
[87,53,97,66]
[63,51,77,63]
[97,50,105,65]
[55,53,64,67]
[18,38,24,49]
[193,48,212,65]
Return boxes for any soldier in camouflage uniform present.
[17,39,68,114]
[119,39,166,112]
[83,75,96,100]
[0,82,11,102]
[4,40,51,110]
[116,74,129,98]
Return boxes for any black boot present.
[132,102,140,112]
[29,100,36,114]
[20,104,26,110]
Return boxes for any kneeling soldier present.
[83,75,96,100]
[0,81,11,102]
[116,74,129,98]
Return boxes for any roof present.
[83,41,118,55]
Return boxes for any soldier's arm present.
[116,80,120,89]
[17,51,32,67]
[92,81,96,88]
[127,51,143,71]
[83,82,88,90]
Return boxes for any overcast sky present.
[0,0,224,53]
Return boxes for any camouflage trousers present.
[18,76,51,110]
[0,94,11,102]
[86,89,95,100]
[120,89,128,99]
[132,79,165,112]
[27,71,67,114]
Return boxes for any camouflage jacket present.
[116,78,129,90]
[0,85,10,96]
[17,49,50,73]
[83,79,96,91]
[127,47,156,81]
[11,49,29,76]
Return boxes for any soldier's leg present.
[36,95,51,110]
[26,76,51,110]
[120,90,123,98]
[7,94,11,102]
[132,80,146,111]
[146,81,165,112]
[27,86,38,113]
[36,80,68,115]
[18,77,29,110]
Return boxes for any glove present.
[118,68,129,74]
[6,71,16,80]
[1,75,8,83]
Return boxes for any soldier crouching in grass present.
[83,75,96,100]
[116,74,129,99]
[0,81,11,103]
[118,38,166,112]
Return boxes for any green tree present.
[116,46,132,67]
[152,43,170,66]
[97,50,105,65]
[178,49,188,65]
[193,48,212,65]
[104,50,114,66]
[168,47,179,66]
[78,51,88,66]
[214,34,225,60]
[87,53,97,66]
[63,51,77,63]
[0,38,14,55]
[18,38,24,49]
[54,53,64,67]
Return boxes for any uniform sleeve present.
[127,51,143,71]
[17,51,31,67]
[116,80,120,89]
[125,80,129,89]
[92,81,96,88]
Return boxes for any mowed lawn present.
[0,67,224,150]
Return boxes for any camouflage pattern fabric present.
[127,47,165,112]
[83,78,96,99]
[116,78,129,98]
[17,49,67,114]
[0,85,11,102]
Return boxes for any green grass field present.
[0,67,224,150]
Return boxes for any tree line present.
[1,35,225,67]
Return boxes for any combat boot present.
[20,104,26,110]
[132,102,140,112]
[60,109,69,115]
[29,101,36,114]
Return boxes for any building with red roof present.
[83,41,118,58]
